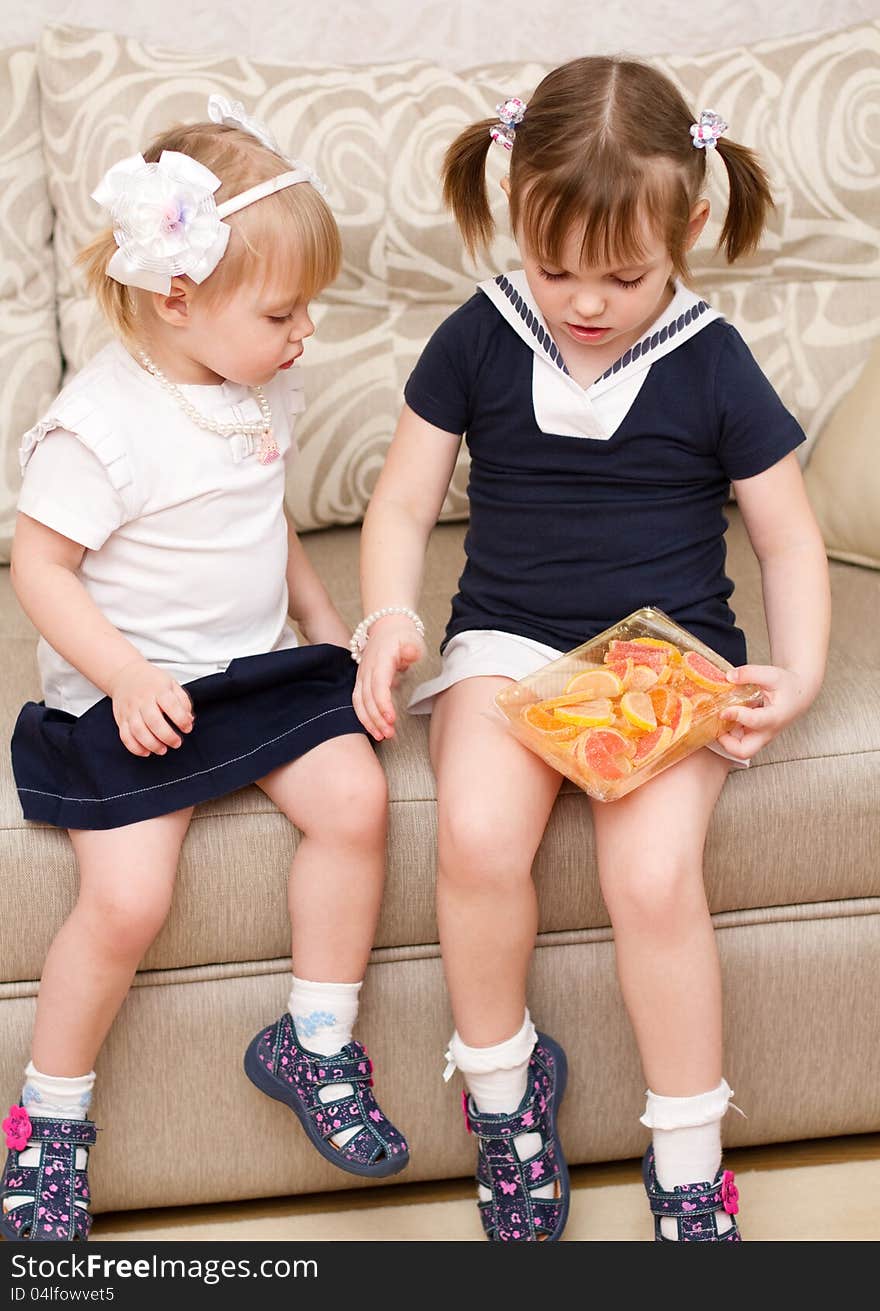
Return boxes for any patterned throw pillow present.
[2,19,876,553]
[805,339,880,569]
[0,47,62,561]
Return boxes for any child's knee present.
[313,755,388,843]
[604,857,702,929]
[78,884,172,957]
[438,804,534,889]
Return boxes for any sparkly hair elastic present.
[92,95,327,295]
[489,97,527,151]
[690,109,728,150]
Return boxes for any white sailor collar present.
[478,270,721,441]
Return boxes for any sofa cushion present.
[805,338,880,569]
[0,46,62,562]
[19,19,878,552]
[2,508,878,983]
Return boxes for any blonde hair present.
[78,121,341,343]
[443,57,773,279]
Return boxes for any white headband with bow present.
[92,95,326,295]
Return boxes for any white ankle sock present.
[3,1064,96,1219]
[641,1079,735,1239]
[444,1011,556,1202]
[288,976,362,1149]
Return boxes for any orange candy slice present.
[575,730,634,781]
[671,695,694,742]
[605,640,668,673]
[629,637,684,663]
[589,727,638,759]
[632,724,674,763]
[522,703,580,740]
[681,651,731,691]
[622,663,660,692]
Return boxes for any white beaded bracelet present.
[349,606,426,663]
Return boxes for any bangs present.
[515,154,691,272]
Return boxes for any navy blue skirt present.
[11,645,367,831]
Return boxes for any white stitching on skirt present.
[17,704,356,805]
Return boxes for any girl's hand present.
[352,615,426,741]
[716,664,812,761]
[108,659,195,757]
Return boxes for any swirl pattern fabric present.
[0,19,877,561]
[0,48,62,559]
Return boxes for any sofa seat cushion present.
[1,507,877,983]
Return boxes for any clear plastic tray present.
[494,607,762,802]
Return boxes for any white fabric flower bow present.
[93,97,328,293]
[91,151,229,294]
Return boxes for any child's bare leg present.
[256,734,388,982]
[248,735,408,1174]
[430,678,568,1237]
[589,748,731,1095]
[591,748,736,1234]
[32,808,193,1076]
[2,810,191,1237]
[430,677,563,1048]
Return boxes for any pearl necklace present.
[137,351,280,465]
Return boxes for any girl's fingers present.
[143,704,183,749]
[717,726,772,760]
[715,730,749,758]
[158,687,194,734]
[728,664,780,690]
[354,672,391,741]
[119,723,150,757]
[399,642,422,668]
[130,714,171,755]
[367,654,398,725]
[172,686,195,730]
[720,703,771,728]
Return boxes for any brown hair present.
[443,57,773,278]
[78,121,341,343]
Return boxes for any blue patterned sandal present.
[1,1106,95,1241]
[462,1033,569,1242]
[642,1147,742,1241]
[244,1013,409,1178]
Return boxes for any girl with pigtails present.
[353,57,829,1242]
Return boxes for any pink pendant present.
[258,428,280,465]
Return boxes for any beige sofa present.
[1,21,878,1216]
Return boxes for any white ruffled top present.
[19,341,306,715]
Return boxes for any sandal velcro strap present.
[646,1183,725,1218]
[296,1047,374,1087]
[642,1149,742,1242]
[26,1117,98,1147]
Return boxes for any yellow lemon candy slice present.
[620,691,657,732]
[563,668,624,698]
[553,697,614,728]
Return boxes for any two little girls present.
[4,55,829,1245]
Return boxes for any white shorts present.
[408,628,748,768]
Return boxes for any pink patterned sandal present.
[1,1106,95,1241]
[642,1147,741,1241]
